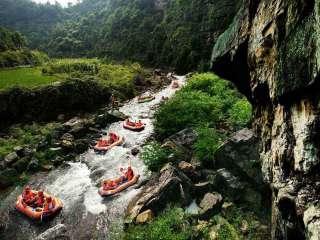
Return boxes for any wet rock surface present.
[211,0,320,238]
[127,164,193,221]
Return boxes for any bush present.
[0,49,48,68]
[140,142,171,172]
[42,58,100,75]
[194,126,224,165]
[124,207,192,240]
[155,73,252,140]
[228,99,252,128]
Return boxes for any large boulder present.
[211,0,320,238]
[164,128,197,150]
[136,209,154,224]
[4,152,19,167]
[214,128,263,186]
[127,164,193,221]
[0,168,19,188]
[12,157,31,173]
[199,192,223,220]
[35,224,69,240]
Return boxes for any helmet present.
[38,191,44,196]
[47,197,52,202]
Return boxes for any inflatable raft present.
[137,95,155,103]
[93,134,124,152]
[15,191,63,220]
[171,81,179,89]
[98,175,140,196]
[123,120,145,131]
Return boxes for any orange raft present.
[98,174,140,197]
[137,95,155,103]
[15,191,63,220]
[93,134,124,152]
[171,80,179,89]
[123,119,145,131]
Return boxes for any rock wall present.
[0,79,111,128]
[211,0,320,239]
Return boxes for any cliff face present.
[211,0,320,239]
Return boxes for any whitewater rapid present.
[0,76,186,240]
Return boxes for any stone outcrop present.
[211,0,320,238]
[126,164,193,221]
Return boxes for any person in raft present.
[22,186,36,205]
[43,196,55,213]
[33,190,45,208]
[102,166,134,190]
[97,133,118,147]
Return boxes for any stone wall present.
[211,0,320,239]
[0,79,111,128]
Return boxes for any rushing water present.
[0,76,186,240]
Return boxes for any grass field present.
[0,67,63,90]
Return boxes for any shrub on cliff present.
[140,142,171,172]
[123,207,192,240]
[154,73,252,164]
[155,73,252,140]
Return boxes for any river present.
[0,75,186,240]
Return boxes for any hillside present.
[0,0,240,72]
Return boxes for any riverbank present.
[0,75,185,240]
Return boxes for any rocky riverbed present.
[0,76,186,240]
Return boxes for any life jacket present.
[126,168,134,181]
[35,196,45,207]
[22,191,35,204]
[44,200,54,212]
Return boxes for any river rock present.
[74,139,89,154]
[12,157,31,173]
[27,158,40,172]
[199,192,223,219]
[136,209,154,224]
[35,224,69,240]
[61,133,74,149]
[178,161,195,173]
[210,169,244,199]
[214,128,263,186]
[165,128,197,150]
[131,147,140,156]
[107,109,128,121]
[4,152,19,167]
[13,146,24,157]
[194,182,213,196]
[127,164,193,221]
[0,168,19,188]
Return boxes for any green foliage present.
[155,73,252,140]
[97,63,144,99]
[124,207,192,240]
[140,142,170,172]
[42,58,100,75]
[212,205,270,240]
[228,99,252,128]
[0,0,239,72]
[0,122,59,158]
[0,67,61,90]
[194,126,224,165]
[0,27,25,51]
[0,50,49,68]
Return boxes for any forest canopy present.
[0,0,240,72]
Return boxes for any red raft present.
[98,175,140,197]
[93,133,124,152]
[15,191,63,220]
[123,119,145,131]
[171,80,179,89]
